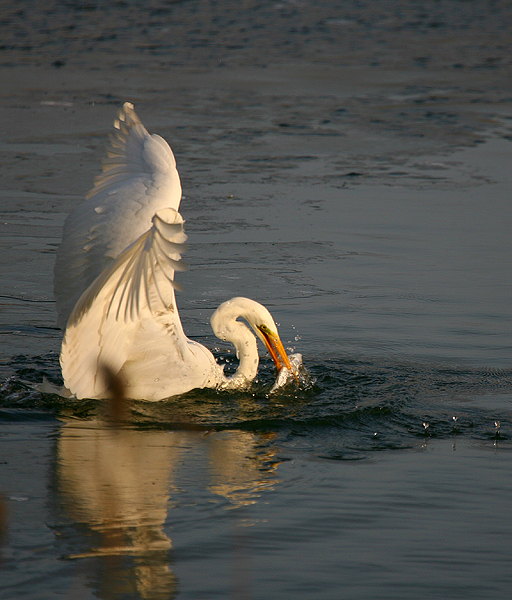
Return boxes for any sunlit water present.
[2,1,512,598]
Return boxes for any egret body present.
[55,103,294,400]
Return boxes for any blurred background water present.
[1,1,512,599]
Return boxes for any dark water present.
[2,1,512,599]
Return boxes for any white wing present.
[60,208,191,399]
[54,102,182,329]
[69,208,187,327]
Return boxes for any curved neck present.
[211,301,263,386]
[220,320,260,385]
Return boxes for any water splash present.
[268,353,315,394]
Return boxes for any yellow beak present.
[257,325,293,373]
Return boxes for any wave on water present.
[1,351,511,459]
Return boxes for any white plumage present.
[55,103,295,400]
[54,103,182,330]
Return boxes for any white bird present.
[55,103,295,400]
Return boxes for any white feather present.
[54,102,182,329]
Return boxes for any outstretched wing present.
[54,102,182,329]
[61,208,187,399]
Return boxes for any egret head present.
[211,297,293,373]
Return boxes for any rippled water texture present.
[1,1,512,599]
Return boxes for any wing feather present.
[69,208,187,328]
[54,102,182,329]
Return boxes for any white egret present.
[55,103,295,400]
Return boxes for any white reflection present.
[208,431,280,507]
[55,412,278,600]
[57,418,179,599]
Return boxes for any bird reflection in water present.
[55,370,280,599]
[56,417,178,598]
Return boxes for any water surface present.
[1,1,512,599]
